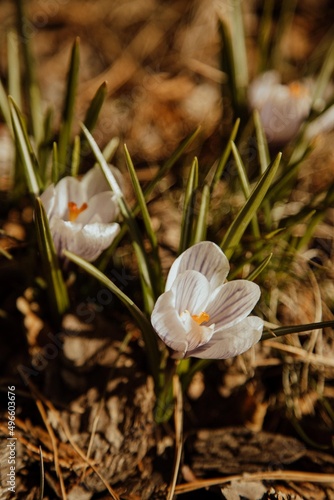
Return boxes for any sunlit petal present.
[50,218,120,262]
[76,192,119,224]
[151,241,263,360]
[40,184,55,219]
[52,177,85,220]
[179,311,215,351]
[40,167,122,261]
[75,223,120,261]
[81,165,124,198]
[171,270,210,315]
[248,70,311,143]
[186,316,263,359]
[165,241,229,291]
[151,290,188,356]
[207,280,261,329]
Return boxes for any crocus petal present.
[40,184,56,219]
[73,222,120,261]
[81,165,124,198]
[248,71,311,144]
[50,218,120,261]
[171,270,210,315]
[151,290,188,356]
[248,70,281,107]
[52,177,86,220]
[186,316,263,359]
[165,241,229,291]
[76,192,119,224]
[207,280,261,330]
[151,289,215,358]
[179,311,215,352]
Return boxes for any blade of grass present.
[71,135,81,177]
[39,107,54,183]
[310,37,334,113]
[81,124,122,195]
[253,110,272,228]
[63,249,160,387]
[219,20,238,113]
[9,97,41,195]
[268,146,311,202]
[246,253,272,281]
[231,140,260,240]
[58,37,80,174]
[123,144,163,293]
[295,183,334,250]
[262,320,334,341]
[0,80,11,130]
[16,0,43,146]
[179,157,198,253]
[82,81,107,132]
[221,152,281,258]
[211,118,240,190]
[98,130,201,272]
[101,137,120,163]
[124,144,158,251]
[257,0,274,72]
[34,198,70,320]
[51,142,59,184]
[7,30,21,110]
[142,126,201,202]
[271,0,298,70]
[81,124,157,311]
[193,183,210,243]
[253,110,270,174]
[229,0,248,110]
[0,247,13,260]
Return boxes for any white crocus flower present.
[151,241,263,359]
[248,70,312,144]
[40,166,121,261]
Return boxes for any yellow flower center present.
[192,311,210,325]
[181,309,210,325]
[68,201,88,222]
[288,81,308,98]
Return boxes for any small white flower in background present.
[40,166,121,261]
[248,70,312,144]
[151,241,263,359]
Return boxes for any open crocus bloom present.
[40,166,121,261]
[151,241,263,359]
[248,70,312,144]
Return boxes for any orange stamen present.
[288,81,307,98]
[191,311,210,325]
[68,201,88,222]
